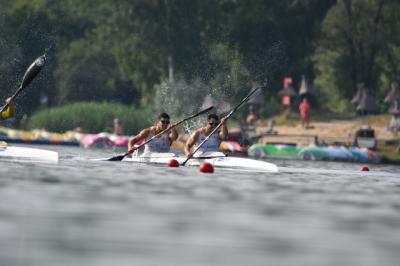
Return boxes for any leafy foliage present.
[27,102,150,134]
[314,0,400,112]
[5,0,400,121]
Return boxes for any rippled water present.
[0,145,399,266]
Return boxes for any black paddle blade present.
[20,55,46,89]
[182,106,214,122]
[198,106,213,115]
[107,154,126,161]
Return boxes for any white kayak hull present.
[123,152,278,172]
[0,146,58,163]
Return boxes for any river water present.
[0,145,399,266]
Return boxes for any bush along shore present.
[28,102,151,135]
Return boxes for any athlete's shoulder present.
[193,128,204,135]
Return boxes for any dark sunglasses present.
[160,119,170,125]
[208,121,219,127]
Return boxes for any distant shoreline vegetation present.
[27,102,150,135]
[2,1,400,118]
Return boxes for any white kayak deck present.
[0,146,58,163]
[123,152,278,172]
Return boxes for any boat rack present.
[256,133,354,147]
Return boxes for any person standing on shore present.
[299,98,311,128]
[113,118,123,136]
[246,105,257,129]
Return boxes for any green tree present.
[1,0,338,119]
[313,0,400,112]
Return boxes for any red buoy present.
[199,162,214,173]
[168,159,179,168]
[360,166,369,171]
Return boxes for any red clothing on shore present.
[299,101,311,120]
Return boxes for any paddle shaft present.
[181,87,261,166]
[0,86,23,114]
[107,106,214,161]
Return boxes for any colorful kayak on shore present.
[0,127,81,146]
[81,133,129,149]
[248,143,379,163]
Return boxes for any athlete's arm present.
[184,130,200,156]
[168,124,178,144]
[128,128,151,152]
[219,117,228,140]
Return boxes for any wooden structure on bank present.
[299,75,313,99]
[385,81,400,132]
[351,82,377,115]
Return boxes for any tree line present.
[1,0,399,119]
